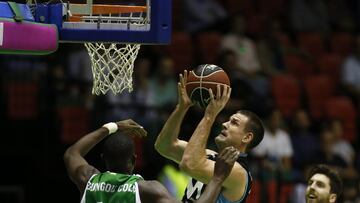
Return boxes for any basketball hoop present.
[85,43,140,95]
[24,0,171,95]
[67,4,149,95]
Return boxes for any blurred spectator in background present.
[217,49,247,111]
[257,19,288,75]
[326,119,359,203]
[221,14,270,113]
[252,108,294,181]
[148,56,177,110]
[289,0,329,33]
[221,14,261,77]
[327,119,356,167]
[67,45,92,84]
[342,174,360,203]
[290,109,320,180]
[341,34,360,108]
[315,127,347,169]
[327,0,356,32]
[105,57,153,126]
[183,0,227,33]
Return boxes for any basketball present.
[186,64,231,108]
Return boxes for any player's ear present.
[329,193,337,203]
[242,132,253,144]
[130,154,136,165]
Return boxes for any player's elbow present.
[154,139,162,152]
[154,137,173,156]
[63,147,75,164]
[63,148,71,162]
[179,159,192,173]
[179,156,200,173]
[154,139,167,156]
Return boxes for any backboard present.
[31,0,171,44]
[0,0,172,94]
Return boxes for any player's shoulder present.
[138,180,173,203]
[222,162,250,201]
[138,180,167,194]
[138,180,161,187]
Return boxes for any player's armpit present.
[221,163,248,201]
[74,164,100,192]
[138,180,179,203]
[156,139,188,164]
[181,160,247,201]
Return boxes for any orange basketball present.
[186,64,230,108]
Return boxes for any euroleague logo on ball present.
[186,64,231,108]
[206,64,218,71]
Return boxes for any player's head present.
[306,165,343,203]
[232,14,246,35]
[102,132,136,174]
[215,110,264,152]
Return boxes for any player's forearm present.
[181,115,215,168]
[155,105,189,154]
[194,178,223,203]
[65,127,109,157]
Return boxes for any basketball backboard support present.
[1,0,172,95]
[32,0,171,44]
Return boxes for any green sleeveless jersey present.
[81,171,144,203]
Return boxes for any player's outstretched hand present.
[205,84,231,117]
[178,70,193,109]
[214,146,240,182]
[116,119,147,138]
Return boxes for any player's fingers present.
[216,84,221,100]
[183,70,188,82]
[209,88,214,100]
[179,74,184,85]
[227,87,232,98]
[221,85,227,98]
[134,126,147,137]
[228,151,240,162]
[220,146,235,159]
[129,119,142,126]
[139,129,147,137]
[177,83,184,99]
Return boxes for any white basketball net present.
[27,0,150,95]
[85,43,141,95]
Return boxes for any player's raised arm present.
[64,119,146,192]
[180,85,247,201]
[140,147,240,203]
[154,70,193,163]
[180,85,231,174]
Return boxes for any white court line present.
[0,23,3,46]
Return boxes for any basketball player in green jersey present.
[64,119,241,203]
[306,165,343,203]
[155,70,264,203]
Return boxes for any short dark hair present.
[307,165,343,197]
[237,110,264,150]
[102,132,135,173]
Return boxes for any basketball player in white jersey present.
[64,119,241,203]
[155,70,265,203]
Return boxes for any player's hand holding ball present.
[185,64,231,110]
[206,84,231,117]
[177,70,194,110]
